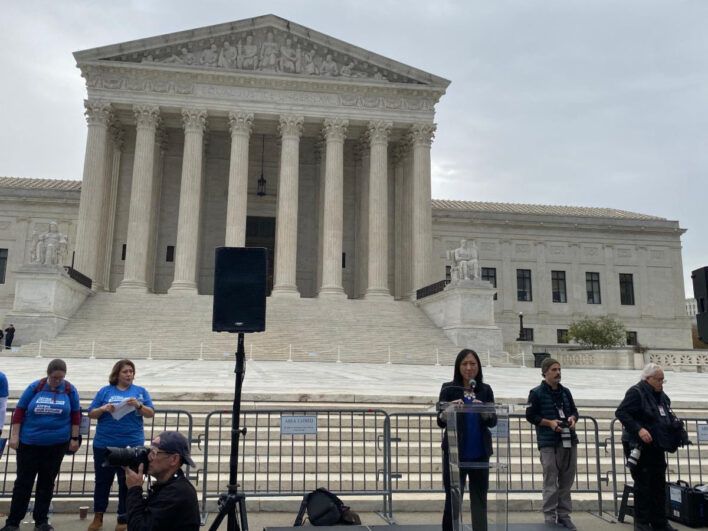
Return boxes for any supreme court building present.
[0,15,694,351]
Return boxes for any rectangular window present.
[586,272,601,304]
[619,273,635,305]
[520,328,534,341]
[166,246,175,263]
[0,248,7,284]
[481,267,497,300]
[517,269,532,301]
[445,265,451,282]
[557,329,569,344]
[551,270,567,303]
[342,252,346,269]
[626,331,638,346]
[121,244,127,261]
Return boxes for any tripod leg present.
[238,496,249,531]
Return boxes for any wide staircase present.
[14,292,459,364]
[2,399,707,516]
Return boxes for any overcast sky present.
[1,1,706,296]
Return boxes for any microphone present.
[466,379,476,400]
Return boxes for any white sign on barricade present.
[280,415,318,435]
[697,423,708,443]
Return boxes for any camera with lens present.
[104,446,150,473]
[626,445,641,471]
[558,420,572,448]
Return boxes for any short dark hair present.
[46,358,67,375]
[109,359,136,386]
[452,348,484,387]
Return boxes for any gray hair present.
[640,363,663,381]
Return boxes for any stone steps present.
[15,292,461,364]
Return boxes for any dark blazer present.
[436,380,497,457]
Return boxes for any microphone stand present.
[209,332,248,531]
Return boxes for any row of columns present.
[74,100,437,298]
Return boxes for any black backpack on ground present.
[293,488,361,526]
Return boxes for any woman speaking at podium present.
[438,349,496,531]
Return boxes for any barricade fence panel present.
[0,409,193,497]
[199,409,391,517]
[388,413,603,512]
[609,417,708,516]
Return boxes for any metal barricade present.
[199,408,392,520]
[388,412,603,513]
[608,417,708,516]
[0,409,193,497]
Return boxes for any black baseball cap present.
[153,431,195,467]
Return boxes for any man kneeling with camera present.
[120,431,200,530]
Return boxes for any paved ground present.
[0,510,698,530]
[1,356,707,407]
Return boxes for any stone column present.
[410,123,437,294]
[119,105,161,292]
[319,118,349,298]
[99,123,124,291]
[393,142,411,300]
[271,114,304,297]
[169,108,207,294]
[74,100,112,285]
[314,139,325,292]
[364,121,393,299]
[355,141,370,298]
[225,111,254,247]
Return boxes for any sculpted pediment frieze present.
[80,17,447,87]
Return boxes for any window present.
[342,252,346,269]
[519,328,534,341]
[121,244,127,261]
[0,248,7,284]
[166,245,175,263]
[626,331,638,346]
[551,270,567,303]
[586,272,601,304]
[445,265,451,282]
[481,267,497,300]
[517,269,532,301]
[557,329,569,344]
[619,273,635,305]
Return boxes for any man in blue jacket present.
[526,358,579,530]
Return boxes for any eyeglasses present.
[149,448,174,458]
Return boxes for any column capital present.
[84,100,112,126]
[391,141,410,165]
[367,120,392,146]
[181,108,208,132]
[228,111,254,136]
[278,114,304,138]
[323,117,349,142]
[133,105,161,129]
[409,122,437,146]
[109,122,125,151]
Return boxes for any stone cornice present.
[77,61,443,121]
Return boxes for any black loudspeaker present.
[692,266,708,341]
[213,247,267,333]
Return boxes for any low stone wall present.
[535,346,708,372]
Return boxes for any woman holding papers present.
[87,359,154,531]
[437,349,496,531]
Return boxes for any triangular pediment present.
[74,14,450,88]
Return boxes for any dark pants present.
[4,334,12,349]
[5,441,67,526]
[624,443,668,528]
[442,451,489,531]
[93,446,128,520]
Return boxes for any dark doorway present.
[245,216,275,295]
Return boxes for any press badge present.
[658,405,667,417]
[558,408,566,419]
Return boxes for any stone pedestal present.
[417,279,504,355]
[7,264,93,343]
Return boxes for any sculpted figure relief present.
[447,239,480,282]
[147,29,411,82]
[30,222,68,266]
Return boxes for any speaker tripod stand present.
[209,332,249,531]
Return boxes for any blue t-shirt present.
[17,379,81,445]
[0,372,8,398]
[90,384,154,448]
[461,395,485,461]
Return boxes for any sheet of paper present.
[110,398,136,420]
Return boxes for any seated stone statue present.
[450,239,480,281]
[30,221,68,266]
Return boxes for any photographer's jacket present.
[525,382,579,449]
[615,380,681,451]
[126,469,200,531]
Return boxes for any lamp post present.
[517,311,524,341]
